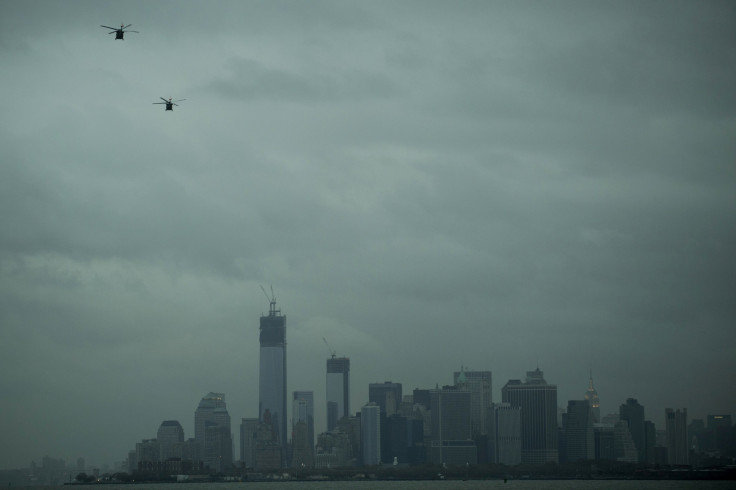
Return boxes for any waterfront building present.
[491,402,521,465]
[127,450,137,473]
[619,398,646,463]
[666,408,688,465]
[194,392,232,472]
[135,439,160,465]
[293,391,315,451]
[501,368,558,464]
[336,415,363,462]
[157,420,184,461]
[429,386,476,465]
[565,400,594,462]
[644,420,657,464]
[254,411,282,470]
[361,403,381,465]
[291,420,314,468]
[326,357,350,431]
[593,423,615,460]
[172,438,199,463]
[195,393,228,447]
[240,417,259,468]
[204,420,233,473]
[381,414,409,464]
[315,428,355,467]
[259,293,287,454]
[707,414,734,456]
[614,420,638,462]
[454,367,492,437]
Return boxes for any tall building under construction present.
[326,356,350,431]
[259,291,287,458]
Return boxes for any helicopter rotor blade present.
[173,99,186,102]
[153,102,165,104]
[123,24,132,29]
[100,25,117,30]
[160,97,169,103]
[126,30,140,33]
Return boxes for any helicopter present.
[100,24,139,40]
[153,97,186,111]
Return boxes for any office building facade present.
[194,393,232,472]
[666,408,688,465]
[361,403,381,465]
[491,402,521,465]
[502,368,559,464]
[259,295,287,452]
[157,420,185,461]
[619,398,646,463]
[326,357,350,431]
[369,381,402,416]
[454,368,492,437]
[293,391,315,453]
[428,386,476,465]
[240,417,259,468]
[565,400,594,462]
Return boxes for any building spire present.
[585,369,600,423]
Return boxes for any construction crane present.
[260,284,279,316]
[323,337,336,359]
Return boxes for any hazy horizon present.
[1,0,734,470]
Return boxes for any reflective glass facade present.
[326,357,350,431]
[259,300,287,452]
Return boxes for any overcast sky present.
[1,0,734,470]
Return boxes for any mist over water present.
[1,0,734,469]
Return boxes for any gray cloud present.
[0,0,734,470]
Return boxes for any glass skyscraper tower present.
[194,392,232,472]
[502,368,559,464]
[259,294,287,452]
[326,356,350,431]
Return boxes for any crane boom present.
[323,337,336,358]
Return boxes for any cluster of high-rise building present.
[124,296,734,474]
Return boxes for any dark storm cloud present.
[206,57,403,102]
[0,0,734,470]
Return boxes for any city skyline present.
[1,0,734,470]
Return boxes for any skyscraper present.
[292,391,314,452]
[157,420,185,461]
[194,393,232,471]
[361,403,381,465]
[369,381,402,416]
[259,293,287,453]
[491,402,522,465]
[666,408,688,465]
[428,386,477,465]
[454,368,492,437]
[707,414,733,456]
[326,356,350,431]
[565,400,594,462]
[584,371,600,423]
[240,417,259,469]
[502,368,559,464]
[619,398,645,463]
